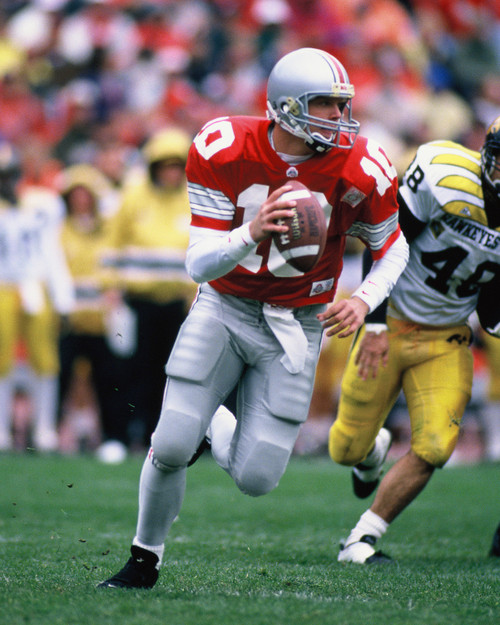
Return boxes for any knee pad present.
[151,409,203,469]
[328,421,373,466]
[233,439,291,497]
[411,434,458,468]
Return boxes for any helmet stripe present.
[314,49,350,85]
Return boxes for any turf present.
[0,453,499,625]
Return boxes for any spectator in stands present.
[0,140,74,452]
[57,163,132,463]
[102,127,196,448]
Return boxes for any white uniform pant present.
[135,284,324,547]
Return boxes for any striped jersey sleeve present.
[188,182,236,230]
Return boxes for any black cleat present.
[361,535,392,564]
[352,469,381,499]
[489,523,500,557]
[365,550,393,564]
[97,546,159,589]
[187,436,211,467]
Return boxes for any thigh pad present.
[166,313,227,383]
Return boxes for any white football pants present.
[135,283,324,549]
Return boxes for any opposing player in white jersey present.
[329,117,500,564]
[0,142,74,452]
[98,47,408,589]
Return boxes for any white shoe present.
[96,440,128,464]
[0,431,13,451]
[33,429,59,453]
[209,405,236,470]
[338,535,392,564]
[188,406,236,469]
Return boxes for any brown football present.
[273,180,327,272]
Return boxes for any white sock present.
[132,537,165,568]
[135,453,186,560]
[32,375,58,449]
[209,405,237,471]
[0,375,14,443]
[480,400,500,461]
[345,509,389,547]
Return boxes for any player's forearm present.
[352,231,409,312]
[185,223,258,283]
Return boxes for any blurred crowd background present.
[2,0,500,463]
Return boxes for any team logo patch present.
[286,167,298,178]
[342,186,366,207]
[310,278,334,296]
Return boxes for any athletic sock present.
[344,509,389,547]
[132,537,164,568]
[480,400,500,461]
[0,375,14,446]
[32,375,58,450]
[136,452,186,551]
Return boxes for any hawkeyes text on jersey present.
[395,140,500,326]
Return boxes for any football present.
[273,180,327,272]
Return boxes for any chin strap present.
[305,135,331,154]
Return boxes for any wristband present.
[364,323,388,334]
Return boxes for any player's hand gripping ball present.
[273,180,327,272]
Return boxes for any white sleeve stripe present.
[188,182,235,219]
[188,181,227,199]
[190,203,235,220]
[348,212,398,235]
[346,213,398,250]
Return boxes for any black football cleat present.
[97,546,159,589]
[365,550,393,565]
[338,534,393,564]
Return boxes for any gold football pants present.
[482,331,500,401]
[329,317,473,468]
[0,285,59,376]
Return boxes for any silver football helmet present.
[266,48,360,153]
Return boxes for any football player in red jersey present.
[98,47,409,590]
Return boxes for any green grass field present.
[0,452,499,625]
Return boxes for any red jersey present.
[186,116,400,307]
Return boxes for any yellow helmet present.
[58,164,111,199]
[142,127,192,166]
